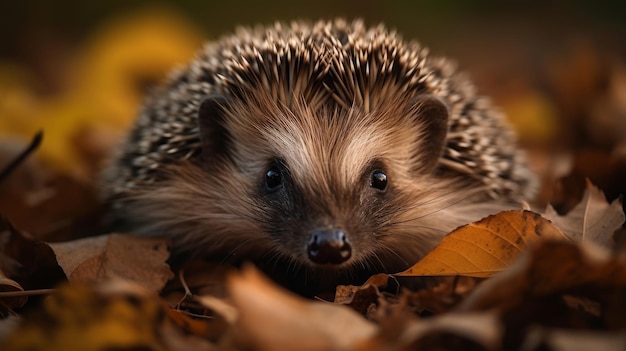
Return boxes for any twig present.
[0,288,56,298]
[0,130,44,184]
[172,309,215,320]
[174,268,194,309]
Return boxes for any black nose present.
[306,228,352,265]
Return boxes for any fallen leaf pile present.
[0,182,624,350]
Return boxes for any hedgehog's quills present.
[102,19,536,295]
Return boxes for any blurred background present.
[0,0,625,238]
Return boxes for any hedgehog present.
[102,19,536,295]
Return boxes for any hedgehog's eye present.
[370,170,387,191]
[265,166,283,190]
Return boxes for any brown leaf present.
[225,265,377,351]
[401,277,482,315]
[459,240,626,329]
[49,234,173,293]
[164,259,231,301]
[333,274,389,317]
[373,312,502,351]
[2,221,173,298]
[543,180,625,247]
[0,171,104,243]
[0,215,64,292]
[524,326,626,351]
[396,210,567,278]
[0,275,26,313]
[193,294,239,342]
[195,294,238,325]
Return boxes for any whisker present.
[390,191,477,226]
[396,183,489,214]
[220,237,261,263]
[368,249,389,272]
[389,224,450,233]
[371,244,408,268]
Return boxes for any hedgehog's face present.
[261,161,391,266]
[257,157,391,267]
[197,93,450,273]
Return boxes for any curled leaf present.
[543,180,625,247]
[0,275,26,312]
[397,210,567,278]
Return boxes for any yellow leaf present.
[396,210,567,278]
[1,283,166,351]
[73,6,204,129]
[502,90,559,144]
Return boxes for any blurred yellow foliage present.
[502,90,559,145]
[0,7,203,178]
[0,64,41,137]
[2,284,168,351]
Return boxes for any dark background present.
[2,1,625,89]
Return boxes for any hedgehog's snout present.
[306,228,352,265]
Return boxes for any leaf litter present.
[0,175,625,350]
[0,184,626,350]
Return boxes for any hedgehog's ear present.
[409,94,449,172]
[198,95,232,161]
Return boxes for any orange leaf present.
[396,210,567,278]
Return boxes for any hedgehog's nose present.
[306,228,352,265]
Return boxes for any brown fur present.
[104,20,535,295]
[118,92,519,294]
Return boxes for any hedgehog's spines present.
[104,18,535,202]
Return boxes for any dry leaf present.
[0,281,214,351]
[195,295,238,325]
[164,259,231,303]
[226,265,377,351]
[522,326,626,351]
[0,215,65,293]
[2,224,173,302]
[451,239,626,349]
[193,295,239,342]
[399,277,482,315]
[396,312,502,351]
[334,274,390,317]
[369,308,502,351]
[543,180,625,247]
[0,275,26,314]
[1,283,163,351]
[0,216,23,281]
[334,273,389,304]
[459,240,626,329]
[50,234,173,293]
[397,210,567,278]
